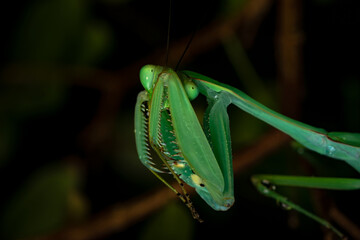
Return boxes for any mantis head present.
[139,65,199,100]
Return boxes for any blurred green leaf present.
[222,33,276,147]
[0,66,66,118]
[220,0,247,16]
[0,119,17,167]
[99,0,132,5]
[11,0,113,65]
[139,202,194,240]
[343,77,360,131]
[230,110,267,146]
[75,20,113,65]
[0,163,80,239]
[67,189,89,223]
[12,0,87,63]
[222,35,276,108]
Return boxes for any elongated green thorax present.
[184,70,360,172]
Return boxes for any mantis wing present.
[135,67,235,210]
[202,90,234,202]
[167,70,235,210]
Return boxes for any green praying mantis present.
[133,3,360,235]
[134,63,360,237]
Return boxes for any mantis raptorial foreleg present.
[135,65,360,238]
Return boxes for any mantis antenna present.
[174,1,214,71]
[165,0,172,66]
[174,23,198,71]
[160,0,203,222]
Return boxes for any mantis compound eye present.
[139,65,155,92]
[184,79,199,100]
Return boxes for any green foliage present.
[139,202,194,240]
[1,0,359,239]
[0,119,16,167]
[11,0,112,65]
[99,0,133,5]
[220,0,247,16]
[222,34,277,146]
[343,77,360,131]
[0,163,81,239]
[0,67,66,118]
[12,0,86,63]
[75,20,113,64]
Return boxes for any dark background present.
[0,0,359,239]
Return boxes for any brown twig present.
[78,0,274,155]
[34,130,289,240]
[275,2,360,239]
[276,0,304,118]
[330,206,360,240]
[2,0,274,156]
[34,187,175,240]
[29,0,281,239]
[78,0,275,170]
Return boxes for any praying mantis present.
[133,3,360,238]
[134,64,360,238]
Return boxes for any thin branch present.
[329,206,360,240]
[34,130,289,240]
[35,187,175,240]
[77,0,274,163]
[276,0,304,118]
[26,0,279,239]
[1,0,274,155]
